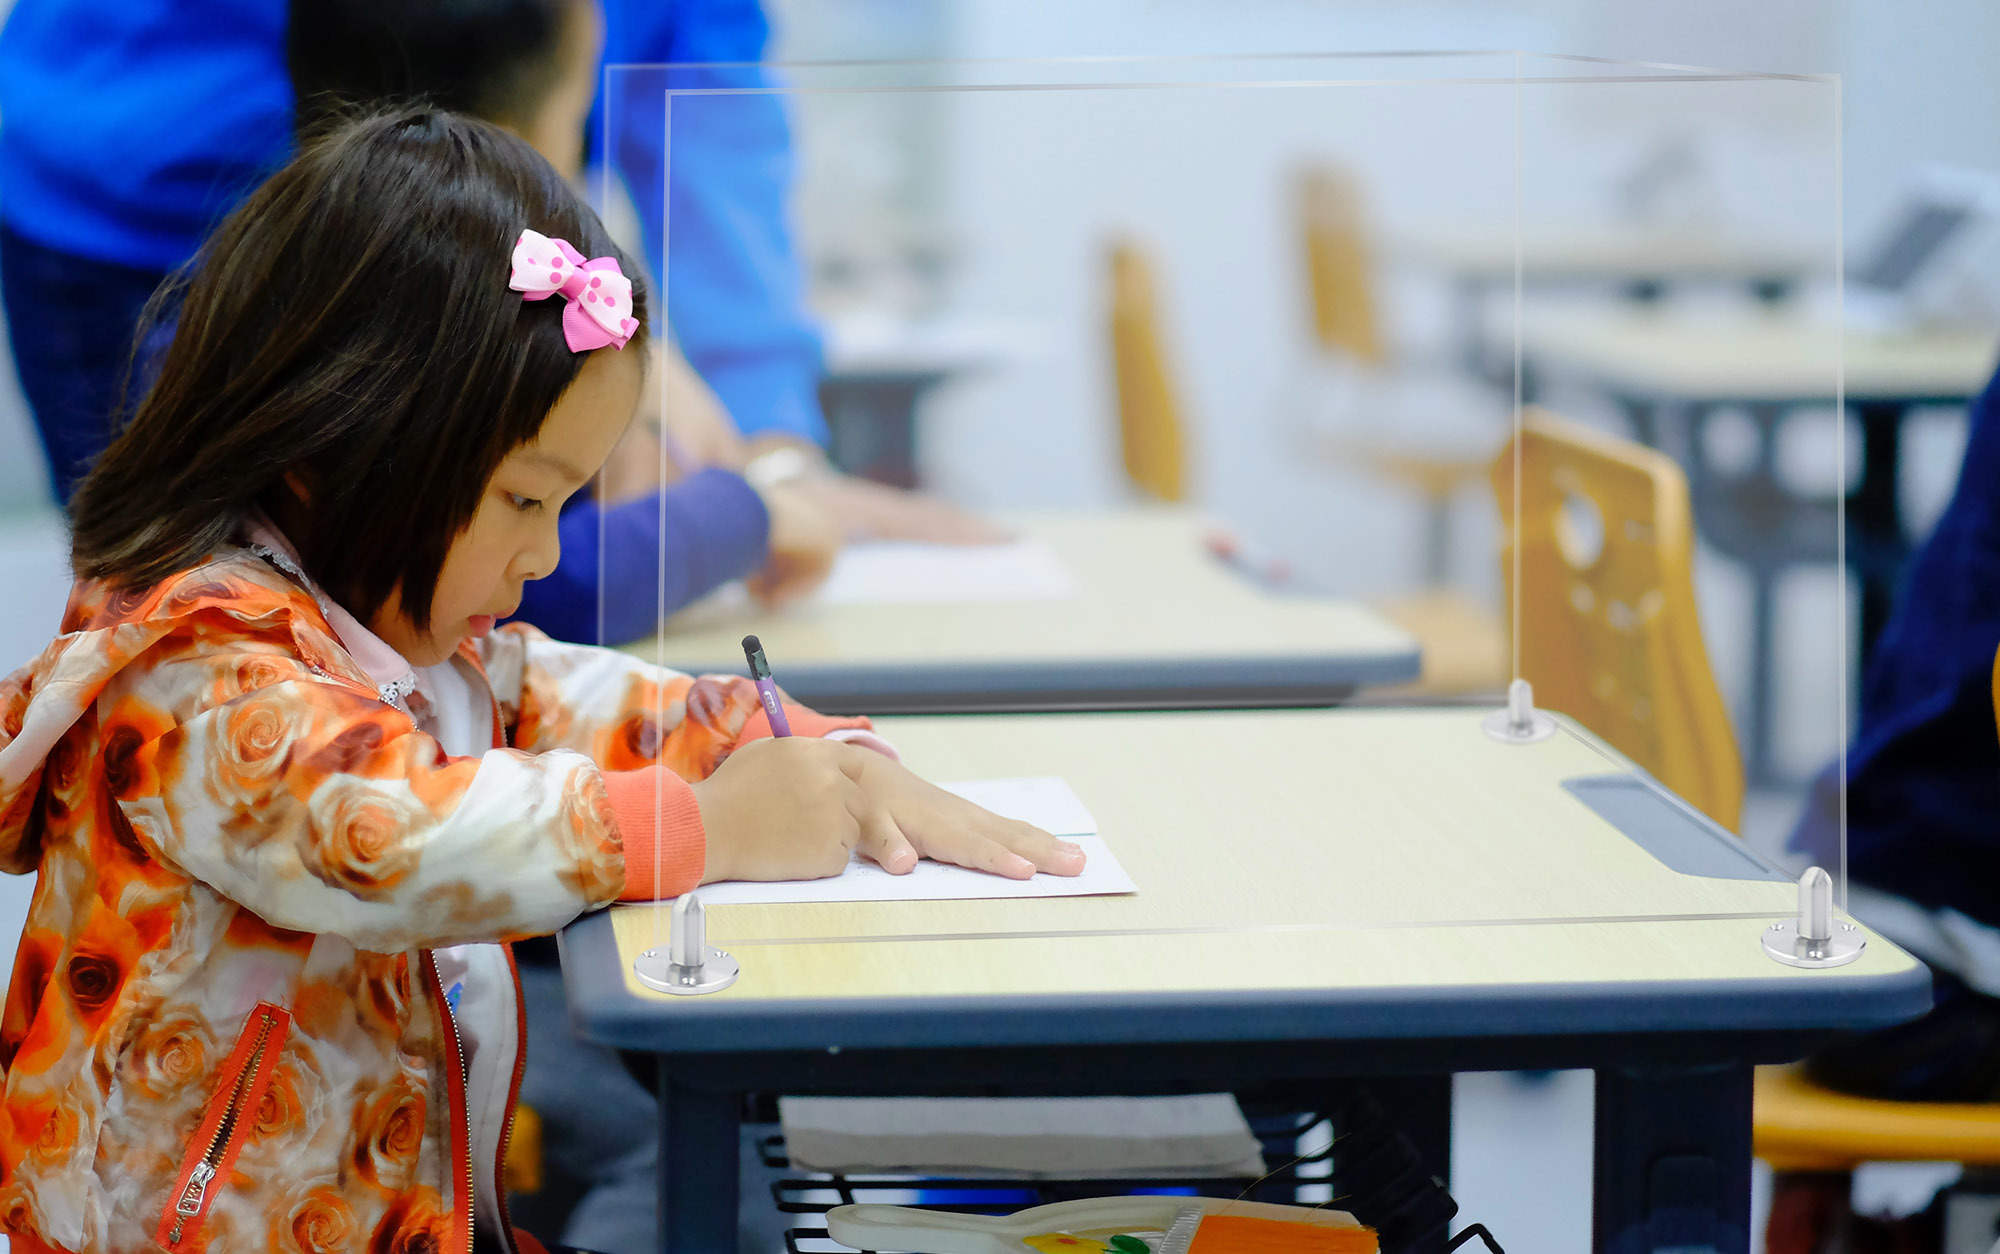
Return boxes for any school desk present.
[1393,223,1821,374]
[558,706,1927,1253]
[1520,311,1997,783]
[1397,224,1820,294]
[624,507,1421,713]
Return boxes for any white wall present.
[1843,0,2000,231]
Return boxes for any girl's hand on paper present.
[846,747,1087,880]
[693,738,872,883]
[692,738,1085,883]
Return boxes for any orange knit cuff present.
[602,767,705,900]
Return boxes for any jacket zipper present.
[472,649,525,1254]
[494,944,528,1254]
[425,954,476,1254]
[157,1004,291,1252]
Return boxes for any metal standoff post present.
[633,895,740,995]
[1761,866,1865,969]
[1482,677,1557,745]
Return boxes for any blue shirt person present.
[1789,359,2000,931]
[1785,355,2000,1102]
[0,0,820,643]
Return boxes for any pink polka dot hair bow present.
[508,229,638,352]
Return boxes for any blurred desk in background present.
[1521,312,1997,782]
[628,507,1421,713]
[1394,224,1822,377]
[1395,223,1821,300]
[819,313,1040,487]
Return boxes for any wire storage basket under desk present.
[761,1084,1502,1254]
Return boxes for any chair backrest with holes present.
[1299,167,1387,367]
[1108,239,1190,502]
[1491,409,1745,830]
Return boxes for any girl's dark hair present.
[68,107,648,628]
[288,0,575,136]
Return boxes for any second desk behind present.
[624,507,1421,713]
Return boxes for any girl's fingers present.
[1017,828,1087,877]
[806,807,861,880]
[919,818,1039,880]
[900,795,1090,880]
[851,800,919,875]
[997,820,1086,878]
[966,837,1038,880]
[855,758,1090,880]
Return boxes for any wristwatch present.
[743,446,819,491]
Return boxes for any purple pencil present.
[742,635,792,737]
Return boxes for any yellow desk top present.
[604,707,1917,1008]
[624,508,1419,711]
[1521,312,1997,403]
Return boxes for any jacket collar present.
[240,514,421,712]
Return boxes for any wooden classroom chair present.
[1299,166,1387,367]
[1489,408,1743,831]
[1101,236,1501,694]
[1494,412,2000,1251]
[1107,238,1191,502]
[1298,167,1507,695]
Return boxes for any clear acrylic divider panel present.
[1506,56,1848,915]
[591,54,1861,982]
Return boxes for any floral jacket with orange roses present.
[0,544,867,1254]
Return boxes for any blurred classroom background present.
[759,0,2000,852]
[2,1,1997,1251]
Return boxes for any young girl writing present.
[0,108,1081,1254]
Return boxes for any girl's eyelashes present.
[505,492,544,514]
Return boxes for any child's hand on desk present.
[800,474,1011,545]
[746,483,839,608]
[692,738,1086,883]
[847,746,1088,880]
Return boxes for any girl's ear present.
[282,470,313,505]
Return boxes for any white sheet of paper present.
[816,538,1078,605]
[689,776,1136,906]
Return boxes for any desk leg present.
[1367,1076,1453,1188]
[1593,1063,1752,1254]
[655,1058,740,1254]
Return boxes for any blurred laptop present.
[1844,166,2000,331]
